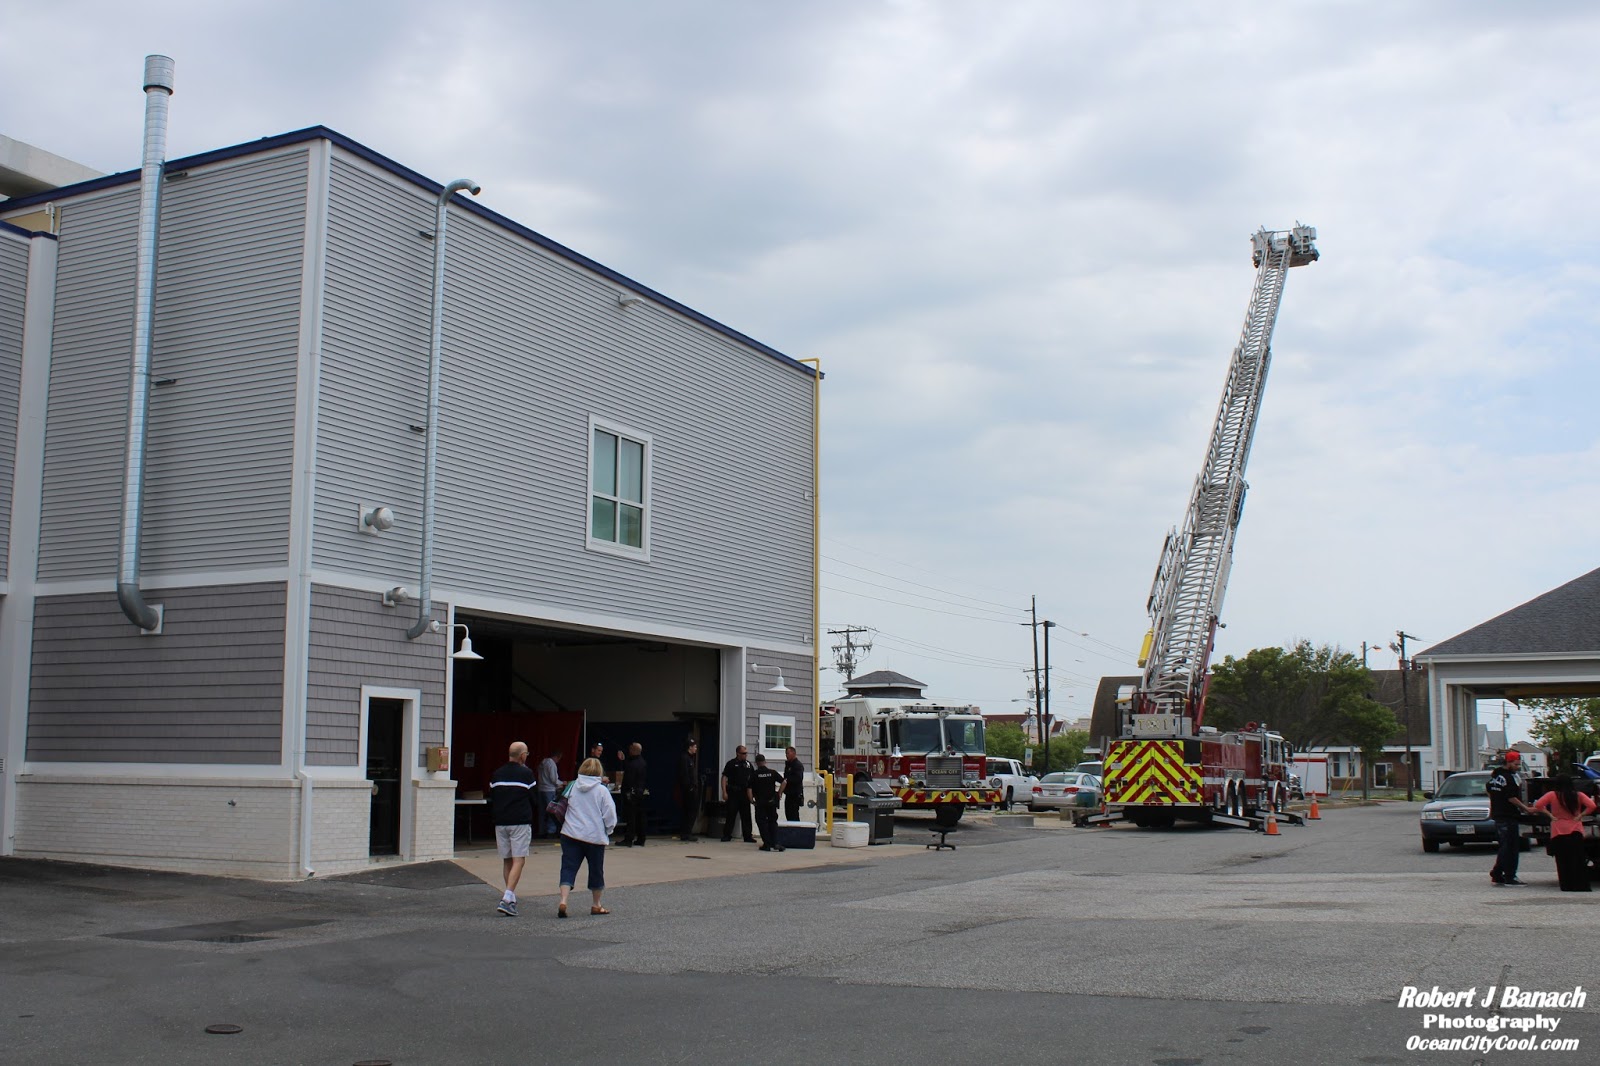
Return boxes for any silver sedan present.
[1027,772,1102,820]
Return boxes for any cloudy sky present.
[8,2,1597,741]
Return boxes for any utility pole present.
[1043,620,1057,773]
[828,625,873,684]
[1390,630,1420,801]
[1028,597,1043,765]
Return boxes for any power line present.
[823,555,1024,613]
[823,535,1025,601]
[822,583,1036,624]
[821,568,1023,621]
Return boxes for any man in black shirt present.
[677,739,702,842]
[782,746,806,823]
[750,753,785,852]
[1486,750,1535,886]
[487,741,537,916]
[620,743,648,847]
[720,746,756,843]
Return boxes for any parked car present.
[1419,770,1531,854]
[986,757,1040,809]
[1074,760,1103,778]
[1029,772,1102,823]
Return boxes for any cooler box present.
[776,821,816,850]
[831,821,869,848]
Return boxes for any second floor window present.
[589,420,650,556]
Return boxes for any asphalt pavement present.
[2,805,1595,1065]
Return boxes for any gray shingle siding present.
[28,583,287,763]
[0,232,27,582]
[312,151,814,648]
[304,584,447,766]
[745,647,814,759]
[34,148,307,581]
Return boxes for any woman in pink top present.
[1532,776,1596,892]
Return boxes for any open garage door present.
[449,615,723,842]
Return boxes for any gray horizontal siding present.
[312,152,814,648]
[745,648,815,760]
[304,584,447,767]
[0,233,27,581]
[36,148,308,581]
[28,582,287,763]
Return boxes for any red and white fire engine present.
[820,682,1000,827]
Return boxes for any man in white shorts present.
[488,741,537,916]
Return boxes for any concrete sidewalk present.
[454,830,918,893]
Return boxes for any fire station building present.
[0,122,817,877]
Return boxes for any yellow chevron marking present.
[1107,740,1201,805]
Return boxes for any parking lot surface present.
[2,804,1595,1064]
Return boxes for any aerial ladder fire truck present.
[1094,225,1319,830]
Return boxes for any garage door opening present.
[448,616,724,844]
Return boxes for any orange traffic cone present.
[1264,810,1280,836]
[1308,796,1321,820]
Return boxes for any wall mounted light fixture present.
[750,662,792,693]
[449,622,483,661]
[358,504,395,535]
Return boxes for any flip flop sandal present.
[590,906,611,915]
[558,903,568,918]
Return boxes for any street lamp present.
[1390,631,1420,801]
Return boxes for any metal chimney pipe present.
[406,178,480,641]
[117,54,175,631]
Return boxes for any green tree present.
[1206,641,1375,751]
[1526,698,1600,768]
[1048,729,1090,774]
[985,721,1026,763]
[1339,699,1400,801]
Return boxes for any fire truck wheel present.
[934,803,964,828]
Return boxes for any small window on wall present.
[760,714,795,762]
[588,417,651,558]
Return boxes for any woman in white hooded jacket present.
[558,758,618,917]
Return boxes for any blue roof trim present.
[0,126,817,378]
[0,218,56,241]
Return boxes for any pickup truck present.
[985,758,1040,810]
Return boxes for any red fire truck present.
[1104,720,1294,827]
[1096,226,1318,831]
[820,693,1000,827]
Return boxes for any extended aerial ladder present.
[1135,224,1319,725]
[1093,225,1318,831]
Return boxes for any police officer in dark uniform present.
[750,753,785,852]
[1486,749,1535,886]
[720,746,756,843]
[619,743,648,847]
[782,746,805,823]
[677,739,701,842]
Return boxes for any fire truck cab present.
[819,671,1001,827]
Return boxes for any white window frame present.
[586,415,652,561]
[759,713,796,764]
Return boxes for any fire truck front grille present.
[923,755,964,788]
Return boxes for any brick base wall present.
[14,775,300,878]
[14,773,462,879]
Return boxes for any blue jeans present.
[559,835,606,891]
[538,789,557,835]
[1492,820,1520,882]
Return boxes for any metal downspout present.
[117,55,175,631]
[407,178,480,641]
